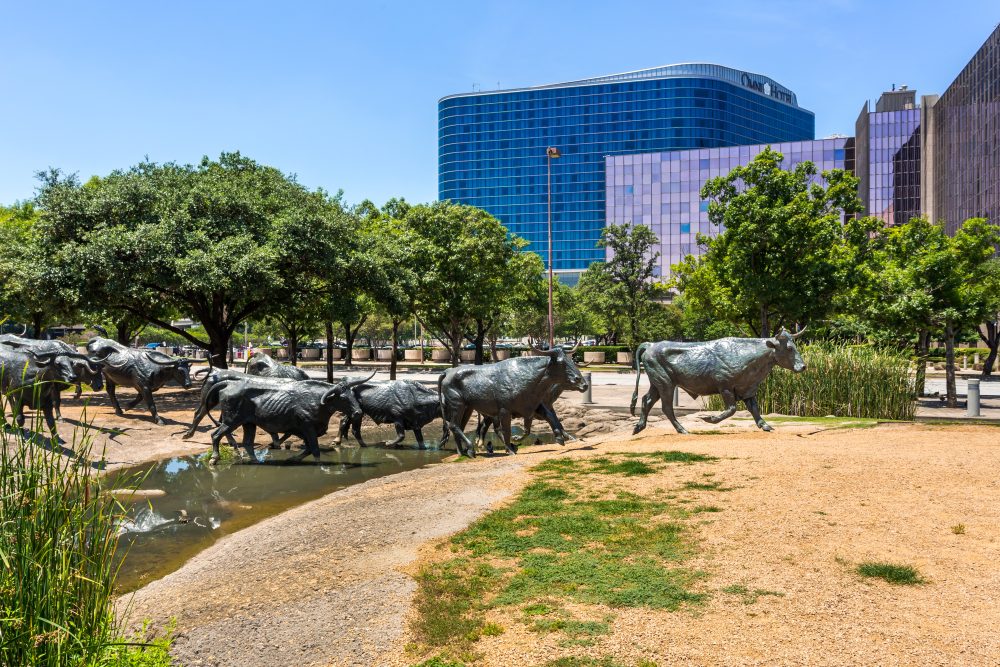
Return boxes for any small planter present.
[375,348,394,361]
[76,346,89,356]
[493,349,511,361]
[431,349,451,362]
[460,349,477,362]
[583,351,606,364]
[353,348,372,360]
[404,349,423,361]
[301,348,321,360]
[156,346,172,355]
[617,351,633,365]
[276,348,289,359]
[326,348,342,360]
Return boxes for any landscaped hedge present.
[707,343,916,420]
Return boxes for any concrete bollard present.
[963,355,968,370]
[967,378,981,417]
[583,372,594,405]
[674,386,679,407]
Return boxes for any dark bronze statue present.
[183,368,293,448]
[438,346,588,457]
[87,337,193,425]
[332,378,445,449]
[204,373,373,464]
[0,334,104,420]
[630,328,807,434]
[245,351,309,380]
[0,346,78,436]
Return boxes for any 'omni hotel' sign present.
[741,72,794,104]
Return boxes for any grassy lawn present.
[408,451,722,665]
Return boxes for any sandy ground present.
[118,402,1000,667]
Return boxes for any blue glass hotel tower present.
[438,64,815,275]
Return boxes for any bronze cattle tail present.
[631,328,807,434]
[87,337,193,425]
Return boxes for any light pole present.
[546,146,561,349]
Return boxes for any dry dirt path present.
[121,412,1000,666]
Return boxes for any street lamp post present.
[546,146,561,349]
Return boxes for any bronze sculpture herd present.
[0,329,808,462]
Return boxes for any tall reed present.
[0,389,158,666]
[706,343,916,420]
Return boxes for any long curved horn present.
[791,326,808,340]
[94,350,129,368]
[344,370,377,388]
[531,346,560,357]
[28,351,58,367]
[17,323,26,335]
[144,350,180,366]
[577,361,591,368]
[568,341,580,354]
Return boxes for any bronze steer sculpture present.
[245,351,309,380]
[184,368,293,448]
[332,378,445,449]
[204,373,372,464]
[0,335,104,420]
[630,327,807,435]
[86,337,192,425]
[0,346,78,437]
[438,346,589,457]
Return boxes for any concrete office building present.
[439,64,815,277]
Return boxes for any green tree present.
[697,146,862,335]
[577,264,626,344]
[35,153,344,368]
[405,201,523,366]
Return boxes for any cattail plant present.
[0,386,157,666]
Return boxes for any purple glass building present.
[604,138,851,279]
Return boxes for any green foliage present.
[707,342,915,420]
[855,561,925,585]
[412,657,467,667]
[676,147,863,336]
[411,557,501,652]
[0,405,172,665]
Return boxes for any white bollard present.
[967,378,981,417]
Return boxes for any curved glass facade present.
[439,64,815,272]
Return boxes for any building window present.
[699,201,710,212]
[625,185,634,194]
[680,223,691,233]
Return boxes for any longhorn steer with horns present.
[204,374,373,464]
[0,335,104,420]
[438,344,589,457]
[86,337,193,425]
[0,345,78,436]
[630,327,808,435]
[245,351,309,380]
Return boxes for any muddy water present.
[114,432,448,592]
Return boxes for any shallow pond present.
[114,438,447,592]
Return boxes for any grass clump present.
[588,458,657,476]
[856,561,925,585]
[544,658,656,667]
[0,402,174,666]
[621,451,718,464]
[705,343,916,420]
[412,657,467,667]
[951,523,965,535]
[721,584,785,605]
[411,558,501,648]
[682,481,732,492]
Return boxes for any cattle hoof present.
[759,422,773,432]
[632,424,645,435]
[507,445,518,455]
[485,443,494,455]
[676,427,690,435]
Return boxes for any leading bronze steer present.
[0,335,104,419]
[631,328,807,434]
[438,347,588,457]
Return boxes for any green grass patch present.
[588,458,658,476]
[682,481,732,492]
[543,658,657,667]
[721,584,785,605]
[410,558,501,649]
[619,450,719,464]
[856,561,925,585]
[692,505,723,513]
[412,657,467,667]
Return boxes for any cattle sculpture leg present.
[209,421,239,465]
[239,423,260,463]
[291,426,323,461]
[745,395,773,431]
[105,378,125,416]
[701,389,738,425]
[139,387,166,425]
[350,415,371,447]
[633,384,661,434]
[413,427,426,449]
[386,422,406,447]
[445,406,476,457]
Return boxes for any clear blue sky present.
[1,1,996,207]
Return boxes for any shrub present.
[0,403,170,665]
[707,343,916,420]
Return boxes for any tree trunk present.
[116,321,131,346]
[979,320,999,378]
[208,332,230,370]
[489,333,498,363]
[914,329,930,397]
[390,319,400,380]
[31,312,45,339]
[473,319,486,365]
[342,320,356,369]
[324,322,334,382]
[288,330,299,367]
[449,323,462,367]
[945,321,957,408]
[759,304,769,338]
